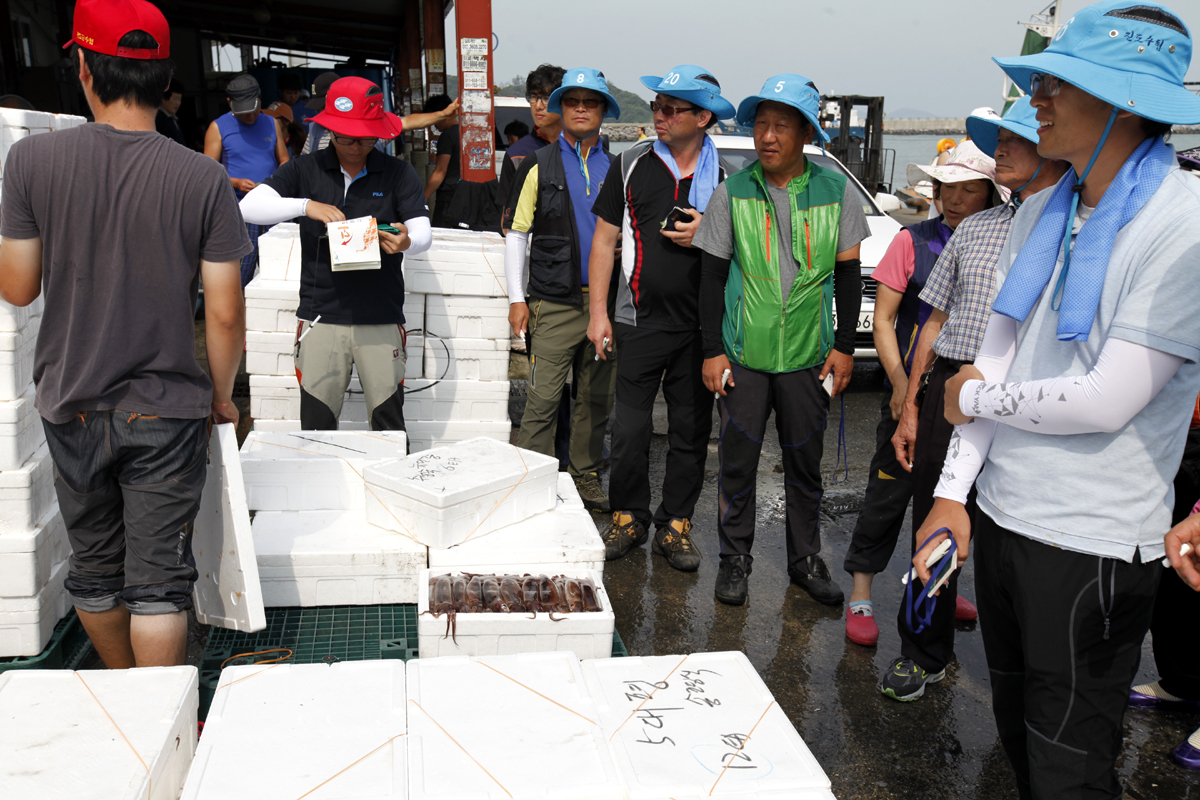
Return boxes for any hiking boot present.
[788,555,845,606]
[955,594,979,622]
[879,656,945,702]
[715,555,752,606]
[652,518,702,572]
[574,472,610,512]
[603,511,647,561]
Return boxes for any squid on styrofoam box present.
[245,331,295,376]
[244,277,300,334]
[0,557,68,656]
[424,337,509,382]
[0,315,39,402]
[405,420,512,453]
[182,661,405,800]
[0,386,44,472]
[0,295,41,333]
[0,442,55,532]
[365,438,556,548]
[557,473,584,510]
[417,567,613,660]
[403,379,511,422]
[249,375,299,420]
[240,430,407,512]
[428,506,603,574]
[0,508,68,597]
[424,294,511,339]
[256,223,301,281]
[581,651,836,799]
[0,665,198,800]
[253,510,427,606]
[407,651,622,800]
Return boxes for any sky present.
[445,0,1200,119]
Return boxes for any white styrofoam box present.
[403,379,511,423]
[418,568,613,659]
[424,337,509,382]
[0,442,56,533]
[244,275,301,305]
[428,506,603,573]
[0,665,198,800]
[405,292,425,334]
[245,331,295,376]
[253,510,426,606]
[406,419,512,453]
[424,294,511,339]
[0,315,39,402]
[406,334,425,379]
[245,305,297,334]
[365,438,557,548]
[0,386,44,472]
[48,112,87,131]
[0,107,56,131]
[183,661,405,800]
[0,557,68,656]
[193,423,265,633]
[406,652,622,799]
[241,430,407,512]
[557,473,584,510]
[0,508,68,597]
[0,295,40,333]
[582,651,836,799]
[249,375,300,421]
[430,228,505,246]
[404,240,508,298]
[251,418,302,432]
[256,223,301,282]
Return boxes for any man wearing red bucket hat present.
[0,0,250,668]
[241,76,431,432]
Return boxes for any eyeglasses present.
[559,96,602,110]
[650,101,698,118]
[1029,72,1064,97]
[525,93,549,106]
[331,134,379,147]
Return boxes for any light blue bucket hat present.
[967,96,1041,157]
[992,0,1200,124]
[735,74,830,143]
[640,65,735,120]
[548,68,621,121]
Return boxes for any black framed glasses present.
[525,93,549,106]
[1029,72,1064,97]
[331,134,379,147]
[559,96,602,109]
[650,101,698,117]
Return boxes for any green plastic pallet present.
[0,611,93,674]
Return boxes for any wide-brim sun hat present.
[548,68,621,121]
[992,0,1200,125]
[906,140,1011,204]
[640,64,735,120]
[311,76,403,140]
[967,95,1040,157]
[735,74,830,143]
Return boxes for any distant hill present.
[888,107,939,119]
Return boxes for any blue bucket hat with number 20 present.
[735,74,830,143]
[640,65,736,120]
[548,68,621,120]
[993,0,1200,124]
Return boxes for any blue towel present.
[653,136,721,212]
[992,136,1174,342]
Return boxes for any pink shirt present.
[871,229,915,294]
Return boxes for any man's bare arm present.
[200,258,245,425]
[0,237,42,307]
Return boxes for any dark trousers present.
[896,356,976,673]
[717,363,828,572]
[843,395,914,574]
[975,511,1160,800]
[609,324,713,528]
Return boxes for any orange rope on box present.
[706,700,775,796]
[459,447,529,544]
[475,661,596,726]
[606,655,690,742]
[409,699,513,798]
[75,672,152,799]
[220,648,294,670]
[478,237,507,295]
[213,662,286,694]
[294,732,407,800]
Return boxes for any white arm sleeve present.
[239,184,308,225]
[958,336,1184,434]
[505,229,530,305]
[403,216,432,256]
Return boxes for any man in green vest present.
[693,74,869,607]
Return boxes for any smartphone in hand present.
[660,206,692,232]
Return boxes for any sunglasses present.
[650,101,698,118]
[1029,72,1064,98]
[559,96,603,110]
[331,134,379,147]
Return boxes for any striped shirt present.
[919,201,1016,362]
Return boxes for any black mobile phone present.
[660,206,692,232]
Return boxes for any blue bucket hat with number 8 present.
[735,74,830,143]
[548,68,621,120]
[640,65,736,120]
[992,0,1200,124]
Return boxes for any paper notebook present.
[327,216,381,271]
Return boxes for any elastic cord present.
[905,529,957,634]
[1010,158,1046,208]
[574,134,600,195]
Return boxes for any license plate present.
[832,311,874,331]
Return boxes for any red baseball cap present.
[312,77,403,140]
[62,0,170,60]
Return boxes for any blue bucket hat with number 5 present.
[640,65,735,120]
[548,68,621,120]
[992,0,1200,124]
[735,74,830,143]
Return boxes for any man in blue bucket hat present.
[585,65,734,571]
[506,68,619,510]
[693,74,870,606]
[909,2,1200,795]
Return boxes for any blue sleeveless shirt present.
[215,112,277,186]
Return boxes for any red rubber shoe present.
[846,603,879,647]
[955,595,979,622]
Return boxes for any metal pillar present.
[453,0,494,182]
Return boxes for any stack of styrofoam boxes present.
[404,229,511,451]
[0,109,86,205]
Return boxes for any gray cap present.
[312,72,339,97]
[226,73,260,115]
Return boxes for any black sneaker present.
[574,472,610,512]
[788,555,845,606]
[652,518,702,572]
[879,656,946,702]
[603,511,647,561]
[714,555,752,606]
